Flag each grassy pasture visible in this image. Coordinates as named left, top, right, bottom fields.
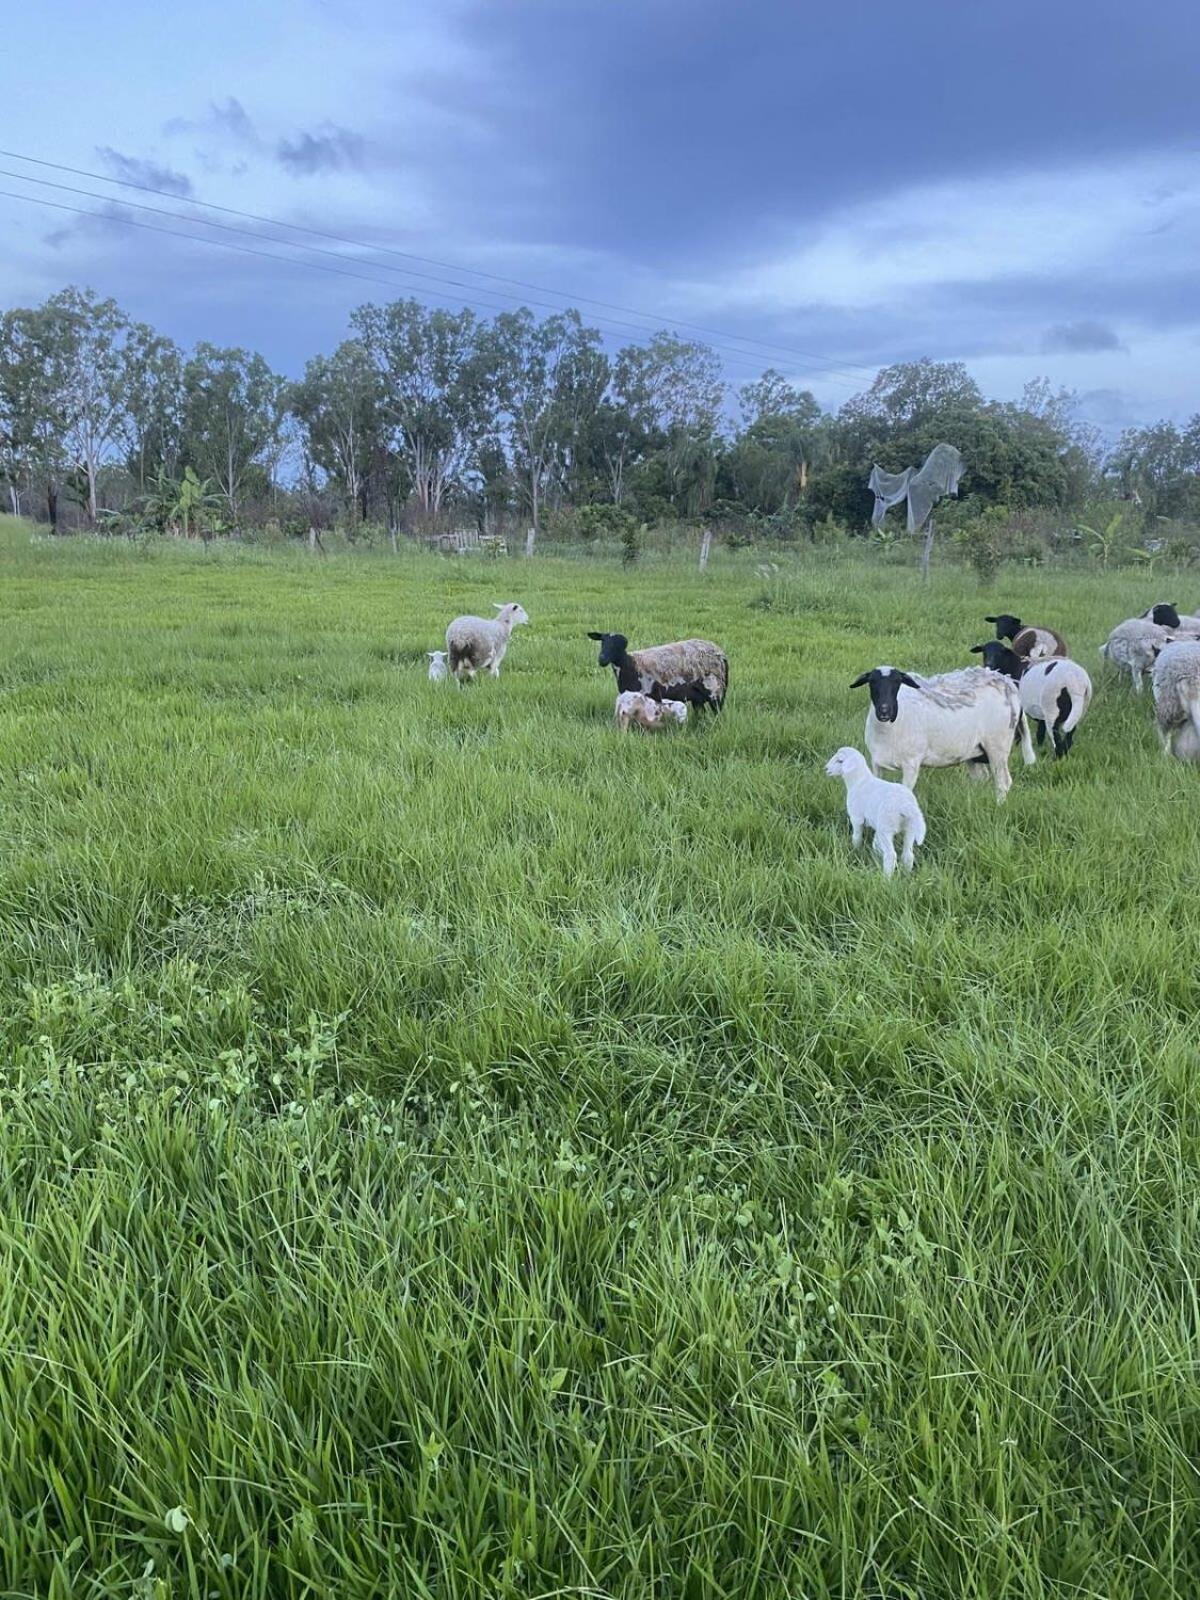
left=1, top=516, right=1199, bottom=1598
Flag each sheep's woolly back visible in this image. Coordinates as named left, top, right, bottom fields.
left=629, top=640, right=728, bottom=702
left=910, top=666, right=1017, bottom=717
left=1152, top=642, right=1200, bottom=730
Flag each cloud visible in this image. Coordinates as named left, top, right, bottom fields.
left=1042, top=320, right=1124, bottom=353
left=276, top=126, right=365, bottom=176
left=97, top=147, right=193, bottom=198
left=164, top=97, right=257, bottom=146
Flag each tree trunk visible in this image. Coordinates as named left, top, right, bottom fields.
left=8, top=484, right=18, bottom=517
left=699, top=528, right=713, bottom=571
left=920, top=516, right=934, bottom=583
left=47, top=482, right=58, bottom=532
left=525, top=526, right=536, bottom=558
left=86, top=459, right=98, bottom=529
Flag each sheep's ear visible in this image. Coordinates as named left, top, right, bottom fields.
left=969, top=643, right=984, bottom=653
left=897, top=672, right=921, bottom=689
left=984, top=616, right=998, bottom=624
left=849, top=672, right=873, bottom=688
left=586, top=631, right=604, bottom=640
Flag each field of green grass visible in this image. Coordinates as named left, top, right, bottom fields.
left=2, top=514, right=1199, bottom=1598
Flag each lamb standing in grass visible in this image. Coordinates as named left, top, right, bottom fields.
left=825, top=746, right=926, bottom=877
left=851, top=664, right=1032, bottom=802
left=446, top=603, right=529, bottom=681
left=1152, top=640, right=1200, bottom=757
left=614, top=690, right=688, bottom=731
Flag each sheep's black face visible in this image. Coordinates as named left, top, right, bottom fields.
left=985, top=614, right=1022, bottom=642
left=970, top=641, right=1023, bottom=679
left=587, top=631, right=628, bottom=668
left=850, top=666, right=919, bottom=723
left=1150, top=604, right=1181, bottom=628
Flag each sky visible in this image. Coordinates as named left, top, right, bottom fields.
left=2, top=0, right=1198, bottom=433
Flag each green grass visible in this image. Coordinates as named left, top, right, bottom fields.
left=2, top=517, right=1199, bottom=1598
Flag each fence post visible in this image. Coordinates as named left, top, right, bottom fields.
left=699, top=528, right=713, bottom=571
left=525, top=527, right=536, bottom=558
left=919, top=516, right=934, bottom=583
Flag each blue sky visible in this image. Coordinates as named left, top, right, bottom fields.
left=2, top=0, right=1197, bottom=430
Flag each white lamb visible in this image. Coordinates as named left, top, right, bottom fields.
left=445, top=602, right=529, bottom=681
left=1018, top=658, right=1093, bottom=757
left=614, top=690, right=688, bottom=731
left=850, top=665, right=1032, bottom=803
left=427, top=650, right=450, bottom=681
left=825, top=746, right=926, bottom=877
left=1100, top=618, right=1175, bottom=693
left=1152, top=640, right=1200, bottom=757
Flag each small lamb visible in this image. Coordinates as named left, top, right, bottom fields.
left=427, top=650, right=450, bottom=682
left=615, top=690, right=688, bottom=731
left=825, top=746, right=926, bottom=877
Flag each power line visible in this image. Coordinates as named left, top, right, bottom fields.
left=1, top=184, right=866, bottom=395
left=0, top=145, right=880, bottom=388
left=0, top=167, right=862, bottom=390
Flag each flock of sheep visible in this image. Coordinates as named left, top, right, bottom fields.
left=425, top=596, right=1200, bottom=878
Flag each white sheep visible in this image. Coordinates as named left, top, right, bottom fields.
left=427, top=650, right=450, bottom=682
left=1018, top=658, right=1093, bottom=757
left=614, top=690, right=688, bottom=731
left=825, top=746, right=926, bottom=876
left=1142, top=603, right=1200, bottom=631
left=445, top=602, right=529, bottom=681
left=1152, top=640, right=1200, bottom=757
left=1100, top=619, right=1175, bottom=692
left=850, top=665, right=1032, bottom=803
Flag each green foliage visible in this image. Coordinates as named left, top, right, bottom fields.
left=952, top=503, right=1018, bottom=584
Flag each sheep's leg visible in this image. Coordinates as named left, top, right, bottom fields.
left=899, top=760, right=921, bottom=790
left=1161, top=725, right=1175, bottom=757
left=1034, top=718, right=1046, bottom=747
left=985, top=742, right=1013, bottom=803
left=873, top=830, right=897, bottom=878
left=850, top=820, right=864, bottom=849
left=900, top=825, right=918, bottom=872
left=1018, top=713, right=1037, bottom=767
left=1131, top=666, right=1144, bottom=694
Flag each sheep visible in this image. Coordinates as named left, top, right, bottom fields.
left=614, top=690, right=688, bottom=731
left=587, top=631, right=728, bottom=711
left=1018, top=658, right=1093, bottom=757
left=1142, top=603, right=1200, bottom=631
left=850, top=664, right=1033, bottom=802
left=1099, top=618, right=1175, bottom=692
left=427, top=650, right=450, bottom=682
left=969, top=639, right=1025, bottom=680
left=1152, top=641, right=1200, bottom=757
left=985, top=614, right=1069, bottom=662
left=825, top=746, right=926, bottom=877
left=446, top=602, right=529, bottom=680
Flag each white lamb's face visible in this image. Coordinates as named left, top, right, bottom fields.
left=824, top=747, right=857, bottom=778
left=496, top=603, right=530, bottom=626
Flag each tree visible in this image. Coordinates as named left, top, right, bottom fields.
left=1109, top=418, right=1200, bottom=521
left=290, top=341, right=382, bottom=522
left=484, top=308, right=606, bottom=537
left=182, top=344, right=285, bottom=523
left=0, top=304, right=71, bottom=527
left=39, top=288, right=137, bottom=529
left=123, top=324, right=184, bottom=492
left=727, top=370, right=827, bottom=512
left=350, top=300, right=488, bottom=523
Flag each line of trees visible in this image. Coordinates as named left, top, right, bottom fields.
left=2, top=284, right=1196, bottom=539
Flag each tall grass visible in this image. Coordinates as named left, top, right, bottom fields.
left=1, top=519, right=1198, bottom=1596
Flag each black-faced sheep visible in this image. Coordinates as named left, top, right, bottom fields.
left=587, top=632, right=728, bottom=711
left=850, top=664, right=1033, bottom=802
left=985, top=614, right=1068, bottom=662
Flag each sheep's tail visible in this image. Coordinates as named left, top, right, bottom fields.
left=1186, top=690, right=1200, bottom=745
left=1059, top=685, right=1088, bottom=736
left=906, top=808, right=927, bottom=848
left=1017, top=708, right=1037, bottom=766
